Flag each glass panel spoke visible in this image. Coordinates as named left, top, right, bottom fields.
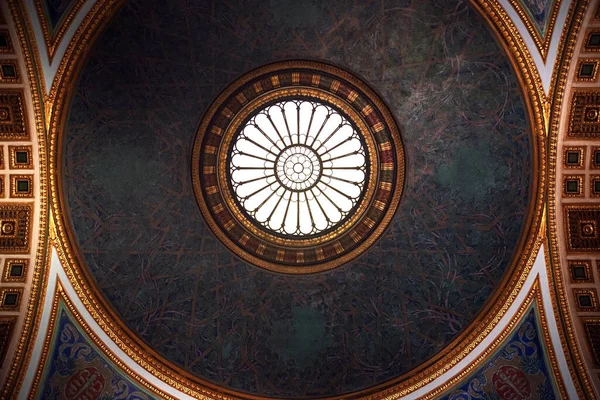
left=237, top=151, right=275, bottom=163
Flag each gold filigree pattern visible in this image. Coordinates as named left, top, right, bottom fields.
left=0, top=287, right=22, bottom=312
left=0, top=90, right=28, bottom=141
left=0, top=317, right=15, bottom=366
left=568, top=259, right=594, bottom=283
left=575, top=58, right=600, bottom=82
left=582, top=318, right=600, bottom=366
left=418, top=275, right=567, bottom=399
left=0, top=0, right=50, bottom=396
left=562, top=174, right=584, bottom=197
left=0, top=203, right=31, bottom=253
left=568, top=89, right=600, bottom=139
left=8, top=145, right=32, bottom=170
left=564, top=146, right=585, bottom=168
left=565, top=204, right=600, bottom=252
left=591, top=175, right=600, bottom=197
left=9, top=174, right=32, bottom=198
left=0, top=29, right=13, bottom=54
left=0, top=60, right=20, bottom=84
left=583, top=28, right=600, bottom=52
left=28, top=280, right=177, bottom=400
left=591, top=146, right=600, bottom=168
left=574, top=288, right=600, bottom=312
left=547, top=0, right=599, bottom=395
left=1, top=258, right=28, bottom=283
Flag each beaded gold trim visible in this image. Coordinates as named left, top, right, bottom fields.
left=32, top=0, right=85, bottom=63
left=27, top=279, right=177, bottom=400
left=507, top=0, right=562, bottom=61
left=1, top=0, right=52, bottom=396
left=418, top=275, right=567, bottom=399
left=192, top=63, right=405, bottom=273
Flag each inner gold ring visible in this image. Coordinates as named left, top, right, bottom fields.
left=217, top=87, right=379, bottom=248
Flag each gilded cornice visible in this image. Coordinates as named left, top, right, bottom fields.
left=508, top=0, right=562, bottom=62
left=545, top=0, right=597, bottom=398
left=0, top=1, right=50, bottom=398
left=32, top=0, right=85, bottom=64
left=484, top=0, right=547, bottom=110
left=42, top=0, right=551, bottom=398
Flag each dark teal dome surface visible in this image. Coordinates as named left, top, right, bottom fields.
left=62, top=0, right=532, bottom=397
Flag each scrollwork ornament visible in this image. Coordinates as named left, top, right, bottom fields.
left=28, top=280, right=177, bottom=400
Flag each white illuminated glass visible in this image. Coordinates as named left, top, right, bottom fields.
left=229, top=99, right=367, bottom=236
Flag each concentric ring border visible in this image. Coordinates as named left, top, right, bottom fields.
left=192, top=66, right=402, bottom=273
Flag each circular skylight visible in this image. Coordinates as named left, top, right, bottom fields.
left=193, top=61, right=404, bottom=272
left=229, top=100, right=367, bottom=237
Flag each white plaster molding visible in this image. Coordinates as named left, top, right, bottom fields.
left=23, top=0, right=97, bottom=95
left=19, top=248, right=196, bottom=400
left=498, top=0, right=573, bottom=95
left=407, top=245, right=578, bottom=399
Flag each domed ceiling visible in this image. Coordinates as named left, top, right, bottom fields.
left=61, top=0, right=533, bottom=397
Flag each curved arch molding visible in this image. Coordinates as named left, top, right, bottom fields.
left=3, top=0, right=598, bottom=398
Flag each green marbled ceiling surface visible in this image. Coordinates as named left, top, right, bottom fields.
left=62, top=0, right=533, bottom=397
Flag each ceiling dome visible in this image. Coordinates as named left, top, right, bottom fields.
left=60, top=0, right=534, bottom=397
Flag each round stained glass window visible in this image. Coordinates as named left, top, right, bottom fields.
left=229, top=100, right=368, bottom=237
left=192, top=61, right=405, bottom=273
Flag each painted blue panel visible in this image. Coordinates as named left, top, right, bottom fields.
left=438, top=303, right=559, bottom=400
left=517, top=0, right=558, bottom=38
left=36, top=301, right=158, bottom=400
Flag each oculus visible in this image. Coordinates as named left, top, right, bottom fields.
left=192, top=61, right=405, bottom=273
left=230, top=99, right=367, bottom=237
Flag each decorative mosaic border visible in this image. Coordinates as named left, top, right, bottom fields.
left=28, top=279, right=175, bottom=400
left=418, top=275, right=567, bottom=399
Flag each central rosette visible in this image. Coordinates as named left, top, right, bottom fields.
left=276, top=145, right=321, bottom=191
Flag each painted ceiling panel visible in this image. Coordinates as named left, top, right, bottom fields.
left=438, top=302, right=560, bottom=400
left=5, top=0, right=600, bottom=398
left=35, top=299, right=159, bottom=400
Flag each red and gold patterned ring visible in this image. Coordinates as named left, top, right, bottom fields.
left=192, top=61, right=405, bottom=273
